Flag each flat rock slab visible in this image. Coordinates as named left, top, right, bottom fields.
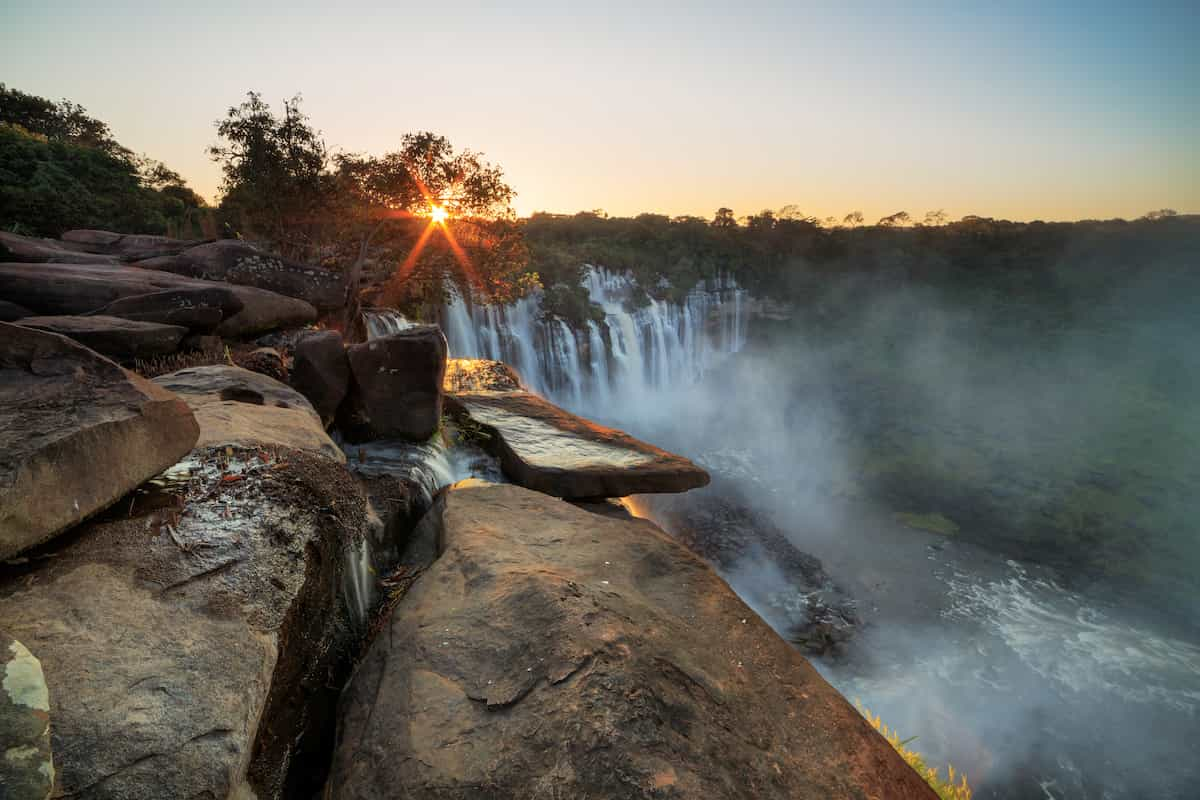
left=60, top=230, right=205, bottom=260
left=0, top=630, right=55, bottom=799
left=329, top=482, right=935, bottom=800
left=447, top=390, right=709, bottom=497
left=0, top=446, right=368, bottom=799
left=0, top=323, right=199, bottom=560
left=154, top=365, right=344, bottom=462
left=16, top=315, right=187, bottom=361
left=0, top=231, right=119, bottom=265
left=90, top=286, right=242, bottom=332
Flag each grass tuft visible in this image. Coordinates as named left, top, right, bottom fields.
left=856, top=701, right=972, bottom=800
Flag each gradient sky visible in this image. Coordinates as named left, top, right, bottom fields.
left=3, top=1, right=1197, bottom=221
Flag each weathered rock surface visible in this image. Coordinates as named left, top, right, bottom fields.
left=237, top=346, right=288, bottom=382
left=89, top=286, right=242, bottom=332
left=291, top=330, right=349, bottom=426
left=136, top=240, right=345, bottom=311
left=60, top=230, right=204, bottom=260
left=0, top=299, right=32, bottom=321
left=446, top=390, right=710, bottom=498
left=16, top=315, right=187, bottom=361
left=443, top=357, right=523, bottom=393
left=154, top=365, right=344, bottom=461
left=0, top=630, right=55, bottom=800
left=0, top=231, right=118, bottom=265
left=0, top=261, right=317, bottom=338
left=0, top=443, right=368, bottom=799
left=329, top=482, right=935, bottom=800
left=340, top=326, right=447, bottom=443
left=0, top=323, right=199, bottom=560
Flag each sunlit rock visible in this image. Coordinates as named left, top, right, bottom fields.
left=0, top=631, right=54, bottom=800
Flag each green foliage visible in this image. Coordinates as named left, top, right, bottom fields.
left=541, top=281, right=604, bottom=326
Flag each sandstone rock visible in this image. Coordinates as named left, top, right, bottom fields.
left=89, top=286, right=243, bottom=332
left=0, top=299, right=32, bottom=322
left=443, top=357, right=523, bottom=392
left=60, top=230, right=204, bottom=260
left=329, top=482, right=936, bottom=800
left=0, top=443, right=369, bottom=799
left=237, top=346, right=288, bottom=383
left=291, top=330, right=349, bottom=426
left=154, top=365, right=343, bottom=461
left=0, top=631, right=54, bottom=800
left=0, top=323, right=199, bottom=560
left=137, top=240, right=345, bottom=311
left=0, top=262, right=317, bottom=338
left=0, top=231, right=119, bottom=265
left=16, top=315, right=187, bottom=361
left=446, top=390, right=710, bottom=498
left=340, top=326, right=447, bottom=443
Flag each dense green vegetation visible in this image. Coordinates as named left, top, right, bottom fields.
left=0, top=84, right=204, bottom=237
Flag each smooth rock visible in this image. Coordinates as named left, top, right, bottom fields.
left=340, top=326, right=447, bottom=443
left=0, top=299, right=32, bottom=322
left=154, top=365, right=343, bottom=461
left=214, top=287, right=318, bottom=338
left=0, top=444, right=369, bottom=799
left=89, top=286, right=243, bottom=332
left=137, top=240, right=345, bottom=311
left=291, top=330, right=349, bottom=426
left=0, top=231, right=119, bottom=265
left=60, top=230, right=204, bottom=260
left=16, top=315, right=187, bottom=361
left=329, top=482, right=936, bottom=800
left=0, top=323, right=199, bottom=560
left=446, top=390, right=710, bottom=497
left=0, top=631, right=54, bottom=800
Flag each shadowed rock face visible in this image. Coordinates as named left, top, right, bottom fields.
left=0, top=231, right=119, bottom=265
left=446, top=391, right=710, bottom=498
left=340, top=326, right=448, bottom=443
left=60, top=230, right=204, bottom=260
left=0, top=323, right=199, bottom=560
left=89, top=286, right=243, bottom=332
left=329, top=482, right=936, bottom=800
left=0, top=631, right=54, bottom=800
left=16, top=315, right=187, bottom=361
left=291, top=330, right=350, bottom=427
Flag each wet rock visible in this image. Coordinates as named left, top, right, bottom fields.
left=237, top=346, right=288, bottom=383
left=446, top=390, right=710, bottom=498
left=136, top=240, right=345, bottom=311
left=60, top=230, right=204, bottom=260
left=0, top=631, right=54, bottom=800
left=291, top=330, right=349, bottom=426
left=0, top=231, right=119, bottom=265
left=340, top=326, right=447, bottom=443
left=16, top=315, right=187, bottom=361
left=154, top=365, right=343, bottom=461
left=0, top=299, right=32, bottom=322
left=89, top=286, right=243, bottom=332
left=329, top=482, right=935, bottom=800
left=0, top=323, right=199, bottom=560
left=0, top=444, right=369, bottom=799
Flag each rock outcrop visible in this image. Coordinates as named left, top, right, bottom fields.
left=60, top=230, right=203, bottom=260
left=446, top=390, right=710, bottom=497
left=89, top=286, right=243, bottom=332
left=0, top=631, right=54, bottom=800
left=329, top=482, right=936, bottom=800
left=0, top=323, right=199, bottom=560
left=136, top=240, right=345, bottom=311
left=340, top=326, right=447, bottom=442
left=153, top=365, right=344, bottom=461
left=0, top=299, right=32, bottom=322
left=0, top=231, right=118, bottom=265
left=16, top=315, right=187, bottom=361
left=291, top=330, right=350, bottom=427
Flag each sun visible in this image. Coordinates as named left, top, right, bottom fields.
left=429, top=204, right=449, bottom=224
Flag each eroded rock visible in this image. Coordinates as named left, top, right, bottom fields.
left=0, top=631, right=54, bottom=800
left=340, top=326, right=447, bottom=443
left=0, top=323, right=199, bottom=560
left=446, top=390, right=709, bottom=498
left=329, top=482, right=935, bottom=800
left=16, top=315, right=187, bottom=361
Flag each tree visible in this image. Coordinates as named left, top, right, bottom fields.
left=923, top=209, right=948, bottom=226
left=711, top=207, right=737, bottom=228
left=877, top=211, right=911, bottom=227
left=1141, top=209, right=1178, bottom=221
left=843, top=211, right=864, bottom=226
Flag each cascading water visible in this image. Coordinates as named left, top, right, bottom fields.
left=440, top=266, right=747, bottom=418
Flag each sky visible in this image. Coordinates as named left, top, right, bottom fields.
left=2, top=1, right=1197, bottom=222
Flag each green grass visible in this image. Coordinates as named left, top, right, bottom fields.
left=856, top=702, right=972, bottom=800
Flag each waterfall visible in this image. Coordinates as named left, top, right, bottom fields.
left=440, top=266, right=748, bottom=418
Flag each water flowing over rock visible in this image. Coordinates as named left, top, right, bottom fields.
left=340, top=326, right=448, bottom=443
left=0, top=323, right=199, bottom=560
left=328, top=481, right=936, bottom=800
left=439, top=267, right=747, bottom=415
left=447, top=390, right=709, bottom=498
left=0, top=631, right=54, bottom=800
left=15, top=315, right=187, bottom=361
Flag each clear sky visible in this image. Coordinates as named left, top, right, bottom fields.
left=3, top=1, right=1197, bottom=222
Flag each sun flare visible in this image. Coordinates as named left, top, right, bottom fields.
left=430, top=204, right=449, bottom=224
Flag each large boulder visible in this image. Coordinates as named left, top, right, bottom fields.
left=0, top=323, right=199, bottom=560
left=0, top=262, right=317, bottom=338
left=0, top=631, right=55, bottom=800
left=340, top=326, right=447, bottom=443
left=153, top=365, right=344, bottom=461
left=0, top=442, right=369, bottom=799
left=16, top=315, right=187, bottom=361
left=291, top=330, right=350, bottom=426
left=0, top=299, right=32, bottom=322
left=0, top=231, right=119, bottom=265
left=136, top=240, right=345, bottom=311
left=60, top=230, right=205, bottom=260
left=329, top=482, right=936, bottom=800
left=446, top=390, right=710, bottom=498
left=88, top=286, right=243, bottom=332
